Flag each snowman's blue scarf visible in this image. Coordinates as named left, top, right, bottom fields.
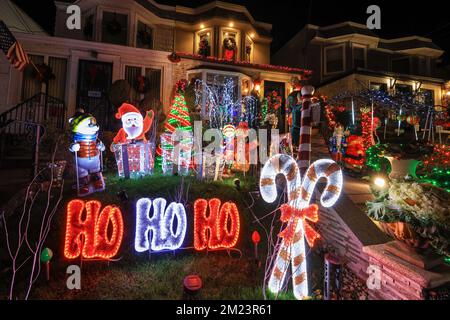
left=73, top=132, right=98, bottom=142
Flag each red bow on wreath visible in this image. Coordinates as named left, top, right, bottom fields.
left=278, top=204, right=320, bottom=247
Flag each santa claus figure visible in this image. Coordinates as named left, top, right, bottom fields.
left=112, top=103, right=154, bottom=147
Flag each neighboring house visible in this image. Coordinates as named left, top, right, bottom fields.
left=273, top=22, right=449, bottom=108
left=0, top=0, right=309, bottom=130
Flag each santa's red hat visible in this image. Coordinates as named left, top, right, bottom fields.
left=115, top=103, right=141, bottom=120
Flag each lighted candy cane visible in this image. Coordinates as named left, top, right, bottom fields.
left=260, top=154, right=343, bottom=299
left=298, top=86, right=315, bottom=177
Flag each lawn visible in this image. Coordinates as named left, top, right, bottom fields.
left=1, top=171, right=324, bottom=300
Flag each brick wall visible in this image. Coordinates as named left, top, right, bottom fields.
left=317, top=205, right=372, bottom=280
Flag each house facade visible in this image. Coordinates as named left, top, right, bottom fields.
left=0, top=0, right=309, bottom=130
left=272, top=22, right=449, bottom=108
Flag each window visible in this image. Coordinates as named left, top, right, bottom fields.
left=48, top=57, right=67, bottom=100
left=145, top=68, right=161, bottom=103
left=222, top=31, right=238, bottom=61
left=102, top=12, right=128, bottom=46
left=370, top=82, right=388, bottom=92
left=417, top=56, right=429, bottom=76
left=83, top=14, right=94, bottom=40
left=325, top=46, right=344, bottom=74
left=125, top=66, right=142, bottom=102
left=395, top=84, right=413, bottom=95
left=125, top=66, right=161, bottom=105
left=417, top=89, right=434, bottom=106
left=136, top=21, right=153, bottom=49
left=197, top=30, right=211, bottom=57
left=353, top=46, right=366, bottom=69
left=22, top=55, right=44, bottom=100
left=244, top=36, right=253, bottom=62
left=22, top=55, right=67, bottom=101
left=392, top=57, right=410, bottom=74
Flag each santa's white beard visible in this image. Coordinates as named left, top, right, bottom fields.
left=124, top=125, right=142, bottom=140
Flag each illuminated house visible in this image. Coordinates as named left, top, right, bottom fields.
left=0, top=0, right=310, bottom=132
left=273, top=22, right=448, bottom=108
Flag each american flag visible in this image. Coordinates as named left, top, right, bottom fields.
left=0, top=20, right=30, bottom=72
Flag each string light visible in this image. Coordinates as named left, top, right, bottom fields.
left=365, top=144, right=391, bottom=174
left=135, top=198, right=187, bottom=252
left=420, top=144, right=450, bottom=191
left=113, top=142, right=154, bottom=178
left=64, top=200, right=124, bottom=260
left=193, top=198, right=240, bottom=251
left=156, top=80, right=193, bottom=172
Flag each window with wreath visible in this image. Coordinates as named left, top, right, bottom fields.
left=136, top=21, right=153, bottom=49
left=125, top=66, right=161, bottom=104
left=222, top=32, right=238, bottom=61
left=102, top=11, right=128, bottom=46
left=197, top=31, right=211, bottom=57
left=21, top=55, right=67, bottom=101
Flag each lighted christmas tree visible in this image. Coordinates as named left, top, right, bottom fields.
left=156, top=80, right=193, bottom=170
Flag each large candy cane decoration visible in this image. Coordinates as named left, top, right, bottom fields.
left=260, top=154, right=343, bottom=299
left=298, top=86, right=315, bottom=177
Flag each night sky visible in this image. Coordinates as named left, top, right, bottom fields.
left=11, top=0, right=450, bottom=65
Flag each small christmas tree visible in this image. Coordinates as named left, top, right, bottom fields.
left=156, top=80, right=193, bottom=168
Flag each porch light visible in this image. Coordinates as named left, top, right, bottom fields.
left=229, top=22, right=234, bottom=27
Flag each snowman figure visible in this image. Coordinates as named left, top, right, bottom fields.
left=69, top=109, right=105, bottom=197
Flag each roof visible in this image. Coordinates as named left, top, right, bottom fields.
left=317, top=68, right=447, bottom=88
left=175, top=52, right=313, bottom=77
left=0, top=0, right=47, bottom=35
left=307, top=22, right=443, bottom=52
left=315, top=22, right=378, bottom=39
left=136, top=0, right=272, bottom=38
left=379, top=37, right=442, bottom=52
left=55, top=1, right=273, bottom=39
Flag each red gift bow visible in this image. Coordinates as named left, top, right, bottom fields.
left=278, top=204, right=320, bottom=247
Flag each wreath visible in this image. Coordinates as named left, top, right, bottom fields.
left=33, top=63, right=55, bottom=83
left=223, top=37, right=237, bottom=51
left=106, top=18, right=122, bottom=35
left=198, top=38, right=210, bottom=57
left=137, top=28, right=153, bottom=47
left=266, top=90, right=282, bottom=111
left=223, top=37, right=237, bottom=61
left=168, top=52, right=181, bottom=63
left=134, top=75, right=150, bottom=94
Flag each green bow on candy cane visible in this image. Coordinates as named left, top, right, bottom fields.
left=260, top=154, right=343, bottom=300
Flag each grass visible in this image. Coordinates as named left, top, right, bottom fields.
left=1, top=171, right=324, bottom=300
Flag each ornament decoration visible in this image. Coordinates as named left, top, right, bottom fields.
left=259, top=155, right=343, bottom=299
left=40, top=248, right=53, bottom=263
left=135, top=198, right=187, bottom=252
left=64, top=200, right=124, bottom=260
